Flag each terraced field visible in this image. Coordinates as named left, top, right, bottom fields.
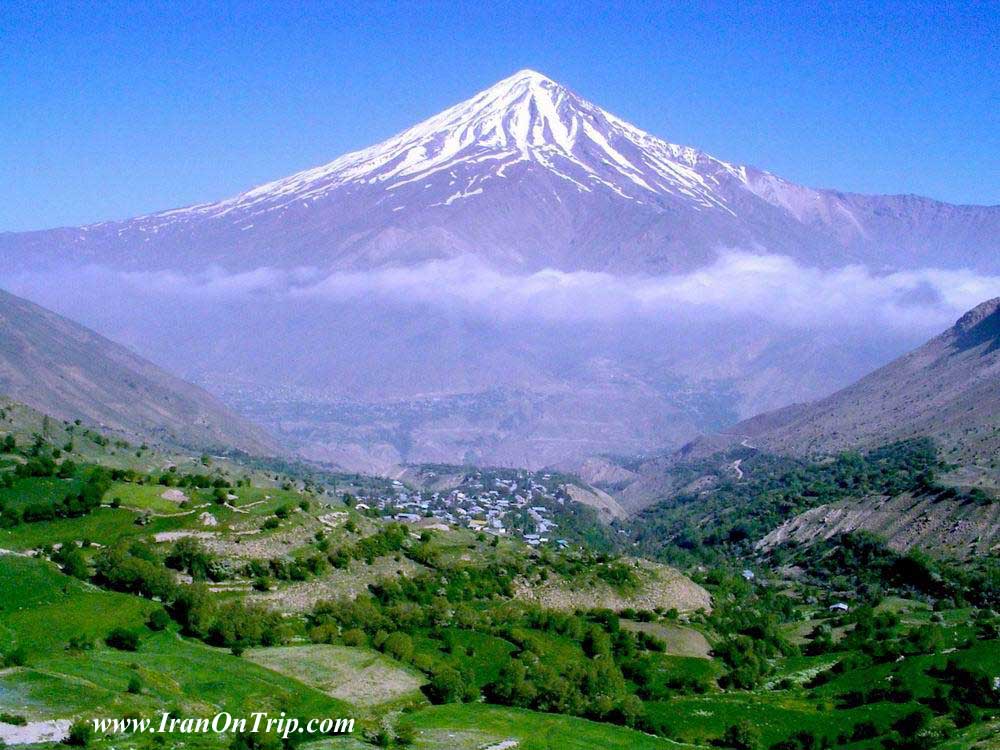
left=247, top=644, right=425, bottom=709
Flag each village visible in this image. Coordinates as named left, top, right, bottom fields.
left=347, top=468, right=572, bottom=548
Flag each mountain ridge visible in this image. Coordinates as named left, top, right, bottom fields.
left=0, top=288, right=277, bottom=455
left=702, top=296, right=1000, bottom=476
left=4, top=70, right=998, bottom=275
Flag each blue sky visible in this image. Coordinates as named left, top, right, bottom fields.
left=2, top=0, right=997, bottom=230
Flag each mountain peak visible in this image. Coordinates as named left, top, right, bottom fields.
left=493, top=68, right=557, bottom=86
left=955, top=296, right=1000, bottom=333
left=207, top=69, right=742, bottom=218
left=952, top=296, right=1000, bottom=351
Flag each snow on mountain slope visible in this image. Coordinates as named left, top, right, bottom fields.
left=4, top=69, right=998, bottom=275
left=151, top=70, right=746, bottom=220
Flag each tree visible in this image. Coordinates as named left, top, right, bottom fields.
left=64, top=719, right=93, bottom=746
left=170, top=583, right=216, bottom=638
left=55, top=543, right=89, bottom=580
left=381, top=632, right=414, bottom=662
left=893, top=708, right=931, bottom=739
left=165, top=537, right=215, bottom=580
left=342, top=628, right=367, bottom=647
left=425, top=667, right=466, bottom=704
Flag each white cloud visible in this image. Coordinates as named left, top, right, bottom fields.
left=5, top=252, right=999, bottom=335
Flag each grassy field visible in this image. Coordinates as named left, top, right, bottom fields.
left=398, top=703, right=692, bottom=749
left=0, top=559, right=153, bottom=658
left=0, top=555, right=350, bottom=732
left=411, top=628, right=518, bottom=687
left=0, top=476, right=82, bottom=511
left=104, top=482, right=191, bottom=512
left=621, top=619, right=712, bottom=658
left=246, top=644, right=425, bottom=709
left=0, top=507, right=189, bottom=550
left=813, top=639, right=1000, bottom=701
left=646, top=691, right=916, bottom=748
left=643, top=652, right=721, bottom=691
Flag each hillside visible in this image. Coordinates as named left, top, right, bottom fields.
left=757, top=492, right=1000, bottom=559
left=714, top=297, right=1000, bottom=477
left=0, top=399, right=994, bottom=750
left=0, top=288, right=276, bottom=455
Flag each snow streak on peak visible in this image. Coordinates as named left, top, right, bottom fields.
left=147, top=70, right=752, bottom=222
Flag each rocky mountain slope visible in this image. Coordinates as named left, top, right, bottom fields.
left=0, top=288, right=276, bottom=454
left=712, top=297, right=1000, bottom=475
left=757, top=492, right=999, bottom=559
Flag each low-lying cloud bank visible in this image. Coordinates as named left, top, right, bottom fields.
left=5, top=251, right=1000, bottom=335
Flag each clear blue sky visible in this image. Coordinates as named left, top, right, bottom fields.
left=2, top=0, right=997, bottom=230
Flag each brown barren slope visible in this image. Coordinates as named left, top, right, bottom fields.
left=0, top=288, right=276, bottom=455
left=721, top=297, right=1000, bottom=478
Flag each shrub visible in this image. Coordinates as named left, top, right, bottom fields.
left=105, top=628, right=140, bottom=652
left=342, top=628, right=367, bottom=647
left=381, top=631, right=414, bottom=662
left=126, top=674, right=143, bottom=694
left=147, top=608, right=171, bottom=631
left=2, top=646, right=27, bottom=667
left=64, top=719, right=93, bottom=746
left=425, top=667, right=467, bottom=704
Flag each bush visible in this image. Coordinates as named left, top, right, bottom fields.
left=381, top=631, right=414, bottom=662
left=64, top=719, right=93, bottom=746
left=147, top=608, right=171, bottom=631
left=126, top=674, right=143, bottom=694
left=394, top=724, right=416, bottom=746
left=722, top=720, right=761, bottom=750
left=425, top=667, right=467, bottom=704
left=105, top=628, right=140, bottom=652
left=342, top=628, right=367, bottom=647
left=2, top=646, right=27, bottom=667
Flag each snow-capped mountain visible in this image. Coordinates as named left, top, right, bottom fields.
left=6, top=69, right=998, bottom=274
left=2, top=70, right=999, bottom=471
left=200, top=69, right=745, bottom=215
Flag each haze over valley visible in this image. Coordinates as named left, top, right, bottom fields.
left=3, top=70, right=999, bottom=471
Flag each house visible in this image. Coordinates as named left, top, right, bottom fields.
left=829, top=602, right=849, bottom=613
left=741, top=569, right=755, bottom=581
